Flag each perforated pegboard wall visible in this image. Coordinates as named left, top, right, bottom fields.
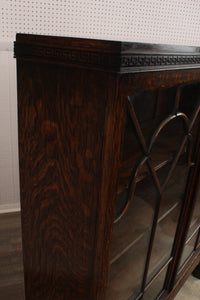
left=1, top=0, right=200, bottom=46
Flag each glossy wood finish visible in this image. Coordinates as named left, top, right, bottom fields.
left=17, top=62, right=126, bottom=299
left=14, top=34, right=200, bottom=73
left=15, top=34, right=200, bottom=300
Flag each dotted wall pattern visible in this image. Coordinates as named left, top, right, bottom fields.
left=1, top=0, right=200, bottom=46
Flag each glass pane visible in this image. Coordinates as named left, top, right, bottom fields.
left=179, top=84, right=200, bottom=118
left=158, top=160, right=189, bottom=218
left=147, top=154, right=190, bottom=283
left=187, top=187, right=200, bottom=238
left=113, top=84, right=200, bottom=299
left=185, top=111, right=200, bottom=238
left=143, top=268, right=167, bottom=300
left=106, top=231, right=150, bottom=300
left=121, top=112, right=143, bottom=168
left=107, top=163, right=158, bottom=300
left=121, top=87, right=177, bottom=185
left=177, top=110, right=200, bottom=273
left=150, top=116, right=187, bottom=185
left=179, top=230, right=198, bottom=270
left=128, top=88, right=177, bottom=150
left=197, top=231, right=200, bottom=246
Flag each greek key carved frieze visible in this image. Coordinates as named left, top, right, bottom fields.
left=14, top=43, right=200, bottom=69
left=120, top=55, right=200, bottom=67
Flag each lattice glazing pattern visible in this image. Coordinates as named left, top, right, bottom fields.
left=113, top=84, right=200, bottom=299
left=115, top=86, right=200, bottom=223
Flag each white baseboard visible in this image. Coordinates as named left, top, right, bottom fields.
left=0, top=203, right=21, bottom=214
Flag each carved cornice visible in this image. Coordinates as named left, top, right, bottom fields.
left=14, top=42, right=200, bottom=71
left=121, top=54, right=200, bottom=67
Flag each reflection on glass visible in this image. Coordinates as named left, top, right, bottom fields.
left=179, top=84, right=200, bottom=119
left=197, top=231, right=200, bottom=246
left=106, top=231, right=150, bottom=300
left=185, top=111, right=200, bottom=238
left=106, top=164, right=158, bottom=300
left=177, top=111, right=200, bottom=274
left=179, top=230, right=199, bottom=271
left=147, top=155, right=190, bottom=283
left=186, top=183, right=200, bottom=239
left=150, top=116, right=187, bottom=185
left=109, top=83, right=200, bottom=299
left=143, top=268, right=167, bottom=300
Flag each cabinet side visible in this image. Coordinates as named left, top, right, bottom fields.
left=16, top=48, right=125, bottom=299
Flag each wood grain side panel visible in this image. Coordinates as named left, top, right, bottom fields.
left=17, top=61, right=116, bottom=299
left=90, top=84, right=127, bottom=300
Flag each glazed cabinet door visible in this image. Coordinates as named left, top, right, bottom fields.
left=176, top=180, right=200, bottom=280
left=174, top=91, right=200, bottom=282
left=106, top=82, right=200, bottom=300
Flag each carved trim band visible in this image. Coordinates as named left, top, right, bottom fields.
left=14, top=42, right=200, bottom=70
left=14, top=43, right=119, bottom=68
left=121, top=54, right=200, bottom=67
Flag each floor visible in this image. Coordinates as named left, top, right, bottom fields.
left=0, top=212, right=199, bottom=300
left=0, top=212, right=24, bottom=300
left=175, top=276, right=200, bottom=300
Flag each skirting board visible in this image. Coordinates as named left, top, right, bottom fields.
left=0, top=203, right=21, bottom=214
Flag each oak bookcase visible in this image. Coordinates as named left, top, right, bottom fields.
left=15, top=34, right=200, bottom=300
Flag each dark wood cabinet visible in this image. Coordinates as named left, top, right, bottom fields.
left=14, top=34, right=200, bottom=300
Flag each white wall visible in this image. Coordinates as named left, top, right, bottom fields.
left=1, top=0, right=200, bottom=45
left=0, top=46, right=20, bottom=212
left=0, top=0, right=200, bottom=212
